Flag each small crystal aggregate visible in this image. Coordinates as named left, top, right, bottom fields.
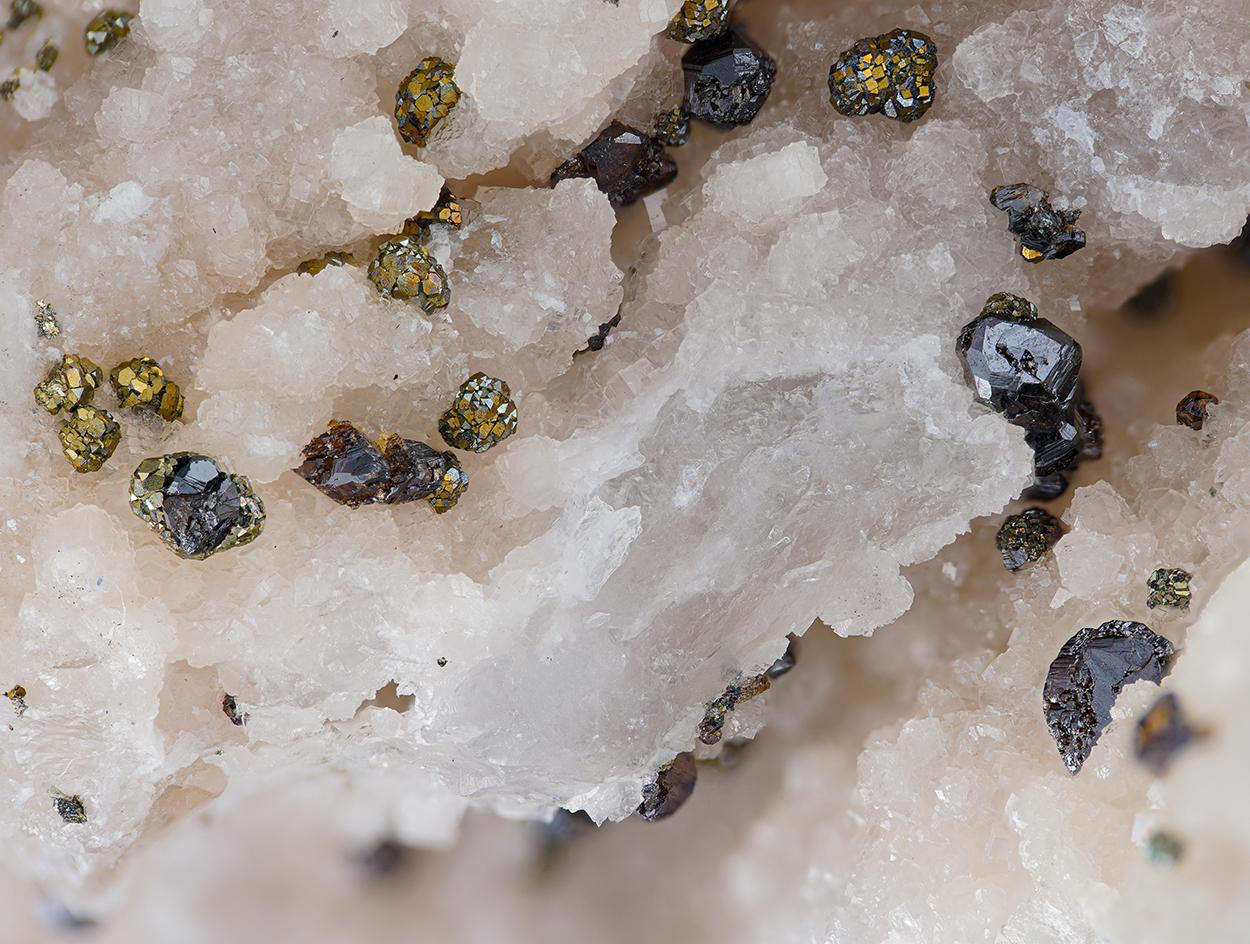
left=682, top=28, right=776, bottom=128
left=367, top=236, right=450, bottom=311
left=1176, top=390, right=1218, bottom=430
left=666, top=0, right=729, bottom=43
left=989, top=183, right=1086, bottom=263
left=1134, top=693, right=1204, bottom=774
left=0, top=78, right=18, bottom=100
left=84, top=9, right=131, bottom=56
left=995, top=508, right=1064, bottom=571
left=424, top=451, right=468, bottom=514
left=1146, top=567, right=1192, bottom=609
left=296, top=251, right=355, bottom=276
left=59, top=405, right=121, bottom=473
left=637, top=752, right=697, bottom=821
left=698, top=672, right=770, bottom=745
left=550, top=121, right=678, bottom=209
left=652, top=106, right=690, bottom=147
left=110, top=357, right=185, bottom=422
left=828, top=29, right=937, bottom=123
left=129, top=454, right=266, bottom=560
left=53, top=794, right=87, bottom=824
left=439, top=373, right=518, bottom=453
left=222, top=695, right=248, bottom=726
left=1043, top=621, right=1175, bottom=773
left=5, top=685, right=27, bottom=716
left=34, top=353, right=103, bottom=414
left=395, top=57, right=459, bottom=148
left=402, top=186, right=465, bottom=239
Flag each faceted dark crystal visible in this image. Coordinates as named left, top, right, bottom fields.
left=222, top=694, right=248, bottom=726
left=637, top=752, right=697, bottom=822
left=53, top=794, right=87, bottom=824
left=379, top=434, right=452, bottom=504
left=7, top=0, right=41, bottom=30
left=1043, top=620, right=1175, bottom=773
left=1134, top=693, right=1205, bottom=774
left=681, top=28, right=776, bottom=128
left=1022, top=472, right=1069, bottom=502
left=1176, top=390, right=1218, bottom=430
left=990, top=183, right=1086, bottom=263
left=828, top=28, right=937, bottom=123
left=1075, top=395, right=1103, bottom=462
left=766, top=636, right=798, bottom=679
left=550, top=121, right=678, bottom=209
left=297, top=421, right=391, bottom=507
left=653, top=106, right=690, bottom=147
left=84, top=9, right=132, bottom=56
left=1025, top=417, right=1084, bottom=477
left=995, top=507, right=1063, bottom=572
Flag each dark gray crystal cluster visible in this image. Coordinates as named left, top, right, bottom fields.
left=990, top=183, right=1086, bottom=263
left=681, top=28, right=776, bottom=128
left=637, top=752, right=697, bottom=821
left=551, top=121, right=678, bottom=208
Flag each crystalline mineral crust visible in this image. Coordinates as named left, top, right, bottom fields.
left=1, top=0, right=1250, bottom=939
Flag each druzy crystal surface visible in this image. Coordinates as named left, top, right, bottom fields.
left=368, top=236, right=450, bottom=310
left=652, top=106, right=690, bottom=147
left=1043, top=621, right=1175, bottom=773
left=665, top=0, right=728, bottom=43
left=58, top=405, right=120, bottom=473
left=990, top=183, right=1087, bottom=263
left=439, top=373, right=518, bottom=453
left=828, top=28, right=937, bottom=122
left=83, top=9, right=131, bottom=56
left=1146, top=567, right=1192, bottom=609
left=109, top=357, right=184, bottom=422
left=636, top=752, right=697, bottom=822
left=1176, top=390, right=1218, bottom=429
left=995, top=507, right=1063, bottom=571
left=34, top=353, right=102, bottom=414
left=395, top=56, right=459, bottom=148
left=681, top=28, right=776, bottom=128
left=550, top=121, right=678, bottom=208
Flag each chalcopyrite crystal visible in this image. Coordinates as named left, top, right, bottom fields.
left=681, top=28, right=776, bottom=128
left=84, top=9, right=132, bottom=56
left=402, top=186, right=465, bottom=239
left=394, top=56, right=460, bottom=147
left=697, top=672, right=770, bottom=745
left=439, top=373, right=518, bottom=453
left=666, top=0, right=729, bottom=43
left=995, top=507, right=1063, bottom=571
left=59, top=405, right=121, bottom=473
left=1146, top=567, right=1192, bottom=609
left=110, top=357, right=185, bottom=422
left=424, top=450, right=467, bottom=514
left=52, top=795, right=87, bottom=825
left=1134, top=693, right=1204, bottom=774
left=367, top=236, right=450, bottom=311
left=637, top=752, right=697, bottom=822
left=550, top=121, right=678, bottom=209
left=828, top=28, right=937, bottom=122
left=129, top=454, right=265, bottom=560
left=0, top=78, right=19, bottom=101
left=7, top=0, right=41, bottom=30
left=652, top=106, right=690, bottom=147
left=35, top=40, right=57, bottom=71
left=1176, top=390, right=1218, bottom=430
left=296, top=251, right=355, bottom=276
left=989, top=183, right=1086, bottom=263
left=34, top=353, right=102, bottom=414
left=377, top=433, right=455, bottom=504
left=1043, top=621, right=1175, bottom=773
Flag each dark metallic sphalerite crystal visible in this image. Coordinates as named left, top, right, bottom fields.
left=990, top=183, right=1086, bottom=263
left=652, top=106, right=690, bottom=147
left=550, top=121, right=678, bottom=209
left=666, top=0, right=729, bottom=43
left=995, top=508, right=1063, bottom=572
left=1043, top=620, right=1174, bottom=774
left=828, top=28, right=937, bottom=123
left=439, top=372, right=518, bottom=453
left=84, top=9, right=132, bottom=56
left=368, top=236, right=450, bottom=311
left=1134, top=692, right=1205, bottom=774
left=637, top=752, right=697, bottom=822
left=1146, top=567, right=1192, bottom=609
left=298, top=421, right=391, bottom=506
left=1176, top=390, right=1218, bottom=430
left=378, top=433, right=454, bottom=504
left=682, top=28, right=776, bottom=128
left=59, top=405, right=121, bottom=473
left=222, top=694, right=248, bottom=726
left=402, top=185, right=465, bottom=239
left=53, top=794, right=87, bottom=824
left=395, top=56, right=459, bottom=147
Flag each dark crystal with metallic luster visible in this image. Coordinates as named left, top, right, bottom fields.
left=828, top=28, right=937, bottom=123
left=222, top=694, right=248, bottom=726
left=652, top=106, right=690, bottom=147
left=6, top=685, right=27, bottom=716
left=637, top=752, right=697, bottom=822
left=990, top=183, right=1086, bottom=263
left=666, top=0, right=729, bottom=42
left=681, top=27, right=776, bottom=128
left=698, top=672, right=770, bottom=745
left=84, top=9, right=132, bottom=56
left=439, top=372, right=518, bottom=453
left=35, top=40, right=57, bottom=71
left=296, top=421, right=455, bottom=508
left=1176, top=390, right=1218, bottom=430
left=33, top=300, right=61, bottom=339
left=368, top=236, right=450, bottom=311
left=395, top=57, right=459, bottom=147
left=1043, top=620, right=1175, bottom=773
left=1146, top=567, right=1192, bottom=609
left=995, top=508, right=1063, bottom=572
left=53, top=794, right=87, bottom=824
left=766, top=637, right=798, bottom=679
left=550, top=121, right=678, bottom=209
left=402, top=185, right=465, bottom=238
left=1135, top=692, right=1205, bottom=774
left=7, top=0, right=41, bottom=30
left=425, top=451, right=468, bottom=514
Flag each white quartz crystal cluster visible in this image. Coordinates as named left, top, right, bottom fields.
left=1, top=0, right=1249, bottom=938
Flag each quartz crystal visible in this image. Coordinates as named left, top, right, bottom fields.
left=828, top=28, right=937, bottom=123
left=34, top=354, right=103, bottom=414
left=58, top=405, right=121, bottom=473
left=995, top=507, right=1063, bottom=571
left=367, top=236, right=450, bottom=310
left=109, top=357, right=185, bottom=422
left=665, top=0, right=729, bottom=43
left=550, top=121, right=678, bottom=208
left=681, top=28, right=776, bottom=128
left=83, top=9, right=131, bottom=56
left=394, top=56, right=459, bottom=148
left=636, top=752, right=697, bottom=821
left=990, top=183, right=1087, bottom=263
left=1146, top=567, right=1192, bottom=609
left=439, top=373, right=518, bottom=453
left=1176, top=390, right=1218, bottom=429
left=129, top=453, right=265, bottom=560
left=652, top=106, right=690, bottom=147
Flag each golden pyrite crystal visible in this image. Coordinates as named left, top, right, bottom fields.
left=828, top=28, right=937, bottom=123
left=110, top=357, right=185, bottom=421
left=395, top=57, right=460, bottom=147
left=84, top=9, right=132, bottom=56
left=666, top=0, right=730, bottom=43
left=439, top=372, right=518, bottom=453
left=368, top=236, right=450, bottom=311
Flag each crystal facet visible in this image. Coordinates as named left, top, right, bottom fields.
left=550, top=121, right=678, bottom=209
left=637, top=752, right=697, bottom=822
left=368, top=235, right=450, bottom=311
left=652, top=106, right=691, bottom=147
left=995, top=508, right=1064, bottom=572
left=1176, top=390, right=1218, bottom=430
left=681, top=28, right=776, bottom=128
left=828, top=28, right=937, bottom=123
left=378, top=434, right=453, bottom=504
left=666, top=0, right=729, bottom=43
left=34, top=354, right=103, bottom=414
left=424, top=451, right=467, bottom=514
left=395, top=57, right=459, bottom=147
left=59, top=405, right=121, bottom=473
left=84, top=9, right=132, bottom=56
left=296, top=421, right=456, bottom=507
left=990, top=183, right=1087, bottom=263
left=439, top=372, right=518, bottom=453
left=110, top=357, right=185, bottom=422
left=697, top=672, right=770, bottom=745
left=1146, top=567, right=1192, bottom=609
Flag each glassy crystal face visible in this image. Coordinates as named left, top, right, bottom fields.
left=425, top=451, right=467, bottom=514
left=53, top=795, right=87, bottom=824
left=59, top=405, right=121, bottom=473
left=368, top=236, right=450, bottom=311
left=652, top=106, right=690, bottom=147
left=1134, top=693, right=1204, bottom=775
left=129, top=453, right=266, bottom=561
left=550, top=121, right=678, bottom=209
left=377, top=434, right=452, bottom=504
left=297, top=421, right=392, bottom=507
left=395, top=56, right=459, bottom=147
left=1043, top=620, right=1175, bottom=773
left=1146, top=567, right=1192, bottom=609
left=84, top=9, right=132, bottom=56
left=439, top=372, right=518, bottom=453
left=681, top=28, right=776, bottom=128
left=34, top=353, right=103, bottom=414
left=828, top=28, right=937, bottom=122
left=995, top=507, right=1064, bottom=571
left=110, top=357, right=184, bottom=422
left=990, top=183, right=1087, bottom=263
left=637, top=752, right=697, bottom=822
left=666, top=0, right=729, bottom=43
left=402, top=186, right=464, bottom=238
left=1176, top=390, right=1219, bottom=430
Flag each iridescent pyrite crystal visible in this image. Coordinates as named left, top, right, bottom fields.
left=295, top=421, right=456, bottom=507
left=995, top=508, right=1064, bottom=572
left=1146, top=567, right=1192, bottom=609
left=1043, top=621, right=1174, bottom=773
left=395, top=56, right=459, bottom=147
left=637, top=752, right=697, bottom=822
left=682, top=27, right=776, bottom=128
left=59, top=405, right=121, bottom=473
left=828, top=28, right=937, bottom=123
left=990, top=183, right=1086, bottom=263
left=652, top=106, right=691, bottom=147
left=551, top=121, right=678, bottom=209
left=665, top=0, right=729, bottom=43
left=129, top=453, right=265, bottom=560
left=296, top=251, right=355, bottom=276
left=1176, top=390, right=1219, bottom=430
left=425, top=452, right=468, bottom=514
left=368, top=236, right=450, bottom=311
left=402, top=186, right=465, bottom=238
left=109, top=357, right=185, bottom=422
left=34, top=353, right=103, bottom=414
left=439, top=373, right=518, bottom=453
left=84, top=9, right=132, bottom=56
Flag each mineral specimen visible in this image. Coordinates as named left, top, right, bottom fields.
left=439, top=373, right=518, bottom=453
left=84, top=9, right=131, bottom=56
left=424, top=451, right=467, bottom=514
left=402, top=186, right=464, bottom=238
left=6, top=0, right=40, bottom=30
left=222, top=694, right=247, bottom=726
left=1176, top=390, right=1218, bottom=430
left=5, top=685, right=26, bottom=716
left=995, top=508, right=1064, bottom=571
left=1043, top=621, right=1175, bottom=773
left=32, top=300, right=59, bottom=337
left=652, top=106, right=690, bottom=147
left=550, top=121, right=678, bottom=209
left=53, top=794, right=87, bottom=824
left=395, top=57, right=459, bottom=148
left=989, top=183, right=1087, bottom=263
left=129, top=453, right=266, bottom=560
left=296, top=421, right=391, bottom=507
left=35, top=40, right=56, bottom=71
left=1146, top=567, right=1192, bottom=609
left=59, top=405, right=121, bottom=473
left=109, top=357, right=185, bottom=422
left=827, top=28, right=937, bottom=123
left=377, top=434, right=453, bottom=504
left=666, top=0, right=729, bottom=43
left=766, top=637, right=798, bottom=679
left=34, top=353, right=103, bottom=414
left=1122, top=270, right=1176, bottom=319
left=698, top=672, right=770, bottom=745
left=296, top=251, right=355, bottom=276
left=1146, top=830, right=1185, bottom=867
left=637, top=752, right=697, bottom=822
left=367, top=236, right=450, bottom=311
left=0, top=78, right=17, bottom=101
left=1134, top=693, right=1204, bottom=774
left=682, top=28, right=776, bottom=128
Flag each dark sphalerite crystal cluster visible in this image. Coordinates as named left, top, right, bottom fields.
left=1176, top=390, right=1218, bottom=430
left=637, top=752, right=697, bottom=822
left=995, top=507, right=1064, bottom=572
left=828, top=28, right=937, bottom=123
left=681, top=28, right=776, bottom=128
left=550, top=121, right=678, bottom=208
left=1043, top=620, right=1174, bottom=773
left=990, top=183, right=1086, bottom=263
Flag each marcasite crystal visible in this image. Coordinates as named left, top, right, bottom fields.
left=84, top=9, right=132, bottom=56
left=110, top=357, right=185, bottom=422
left=637, top=752, right=697, bottom=822
left=395, top=57, right=459, bottom=147
left=990, top=183, right=1086, bottom=263
left=995, top=507, right=1064, bottom=571
left=682, top=28, right=776, bottom=128
left=439, top=373, right=518, bottom=453
left=1176, top=390, right=1218, bottom=430
left=1146, top=567, right=1192, bottom=609
left=368, top=236, right=450, bottom=311
left=34, top=353, right=103, bottom=414
left=550, top=121, right=678, bottom=209
left=59, top=405, right=121, bottom=473
left=828, top=28, right=937, bottom=123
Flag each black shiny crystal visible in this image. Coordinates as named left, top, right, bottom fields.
left=163, top=457, right=245, bottom=559
left=297, top=422, right=390, bottom=507
left=681, top=28, right=776, bottom=128
left=995, top=507, right=1063, bottom=572
left=379, top=434, right=452, bottom=504
left=990, top=183, right=1086, bottom=263
left=550, top=121, right=677, bottom=209
left=637, top=752, right=697, bottom=822
left=53, top=794, right=87, bottom=824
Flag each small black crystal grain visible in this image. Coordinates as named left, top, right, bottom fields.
left=681, top=28, right=776, bottom=128
left=222, top=694, right=248, bottom=726
left=637, top=752, right=697, bottom=822
left=53, top=794, right=87, bottom=824
left=990, top=183, right=1086, bottom=263
left=162, top=457, right=247, bottom=558
left=550, top=121, right=677, bottom=209
left=766, top=637, right=798, bottom=679
left=995, top=508, right=1063, bottom=572
left=1135, top=692, right=1204, bottom=774
left=1176, top=390, right=1219, bottom=430
left=1043, top=620, right=1174, bottom=774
